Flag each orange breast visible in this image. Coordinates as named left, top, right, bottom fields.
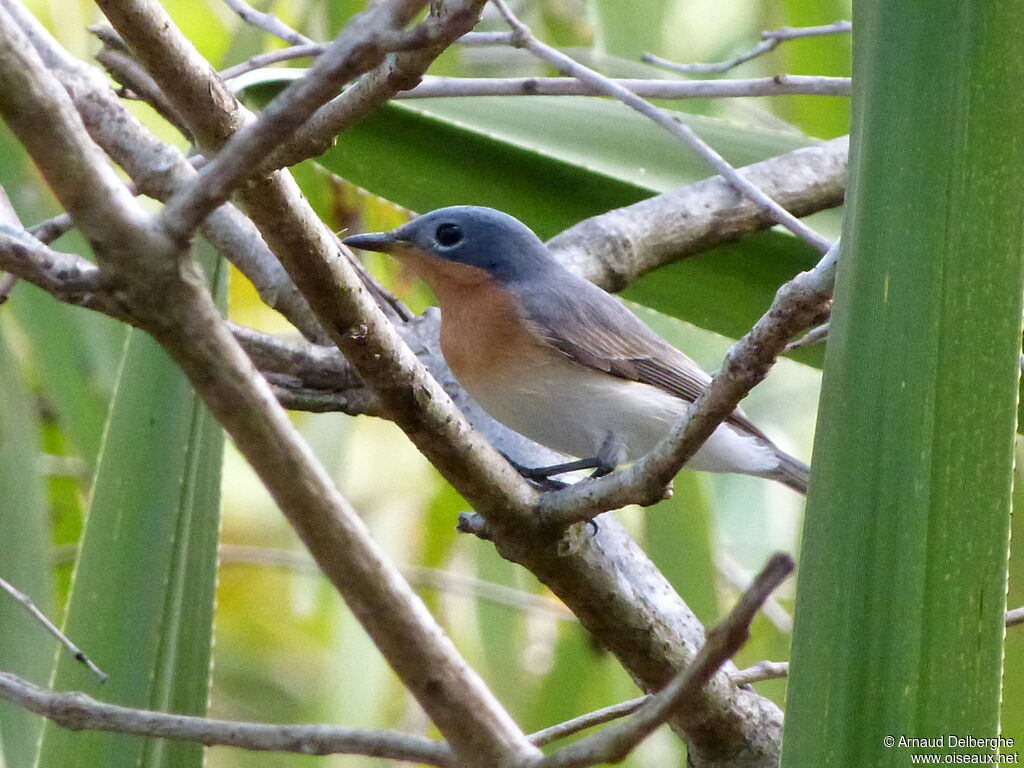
left=440, top=282, right=550, bottom=389
left=395, top=248, right=558, bottom=392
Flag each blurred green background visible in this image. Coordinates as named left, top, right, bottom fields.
left=2, top=0, right=1018, bottom=766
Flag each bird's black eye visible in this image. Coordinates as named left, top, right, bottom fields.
left=435, top=223, right=463, bottom=248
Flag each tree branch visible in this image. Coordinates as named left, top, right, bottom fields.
left=549, top=136, right=847, bottom=290
left=0, top=0, right=326, bottom=340
left=400, top=73, right=851, bottom=99
left=0, top=672, right=454, bottom=764
left=538, top=554, right=795, bottom=768
left=223, top=63, right=850, bottom=99
left=261, top=0, right=491, bottom=170
left=0, top=579, right=107, bottom=681
left=221, top=0, right=313, bottom=46
left=643, top=20, right=851, bottom=75
left=157, top=0, right=427, bottom=239
left=528, top=697, right=647, bottom=748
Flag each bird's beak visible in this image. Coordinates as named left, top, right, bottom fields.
left=343, top=231, right=403, bottom=253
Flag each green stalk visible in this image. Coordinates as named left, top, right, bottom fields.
left=0, top=330, right=52, bottom=767
left=782, top=2, right=1024, bottom=766
left=36, top=253, right=226, bottom=768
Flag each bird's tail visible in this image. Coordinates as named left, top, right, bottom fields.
left=770, top=451, right=810, bottom=495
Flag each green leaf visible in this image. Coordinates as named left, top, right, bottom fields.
left=1002, top=448, right=1024, bottom=744
left=37, top=254, right=226, bottom=768
left=0, top=122, right=124, bottom=471
left=642, top=473, right=719, bottom=625
left=474, top=545, right=527, bottom=715
left=782, top=3, right=1024, bottom=765
left=0, top=327, right=53, bottom=768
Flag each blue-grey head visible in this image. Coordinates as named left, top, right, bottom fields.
left=342, top=206, right=558, bottom=285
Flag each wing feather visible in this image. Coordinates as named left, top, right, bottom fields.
left=518, top=273, right=770, bottom=441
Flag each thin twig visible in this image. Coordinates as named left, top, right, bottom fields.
left=160, top=1, right=460, bottom=240
left=91, top=24, right=193, bottom=139
left=221, top=0, right=313, bottom=46
left=530, top=653, right=794, bottom=748
left=220, top=42, right=326, bottom=80
left=0, top=671, right=452, bottom=763
left=490, top=0, right=831, bottom=255
left=717, top=552, right=793, bottom=633
left=455, top=30, right=514, bottom=45
left=643, top=20, right=852, bottom=75
left=1008, top=606, right=1024, bottom=628
left=226, top=66, right=849, bottom=100
left=730, top=660, right=789, bottom=686
left=529, top=697, right=647, bottom=747
left=401, top=73, right=850, bottom=99
left=258, top=1, right=508, bottom=170
left=539, top=554, right=795, bottom=768
left=529, top=656, right=793, bottom=748
left=785, top=320, right=830, bottom=350
left=0, top=577, right=108, bottom=681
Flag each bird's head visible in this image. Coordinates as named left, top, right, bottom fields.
left=343, top=206, right=554, bottom=288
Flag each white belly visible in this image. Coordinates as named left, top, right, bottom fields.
left=463, top=353, right=780, bottom=476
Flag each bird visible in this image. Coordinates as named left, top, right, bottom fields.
left=343, top=206, right=809, bottom=493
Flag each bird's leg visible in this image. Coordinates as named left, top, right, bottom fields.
left=513, top=456, right=605, bottom=479
left=506, top=432, right=626, bottom=484
left=590, top=432, right=626, bottom=478
left=500, top=454, right=571, bottom=490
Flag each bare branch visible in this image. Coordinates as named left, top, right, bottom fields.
left=456, top=30, right=514, bottom=45
left=785, top=320, right=830, bottom=350
left=717, top=552, right=792, bottom=634
left=261, top=0, right=490, bottom=170
left=490, top=0, right=832, bottom=255
left=0, top=579, right=107, bottom=681
left=730, top=661, right=789, bottom=687
left=0, top=187, right=112, bottom=308
left=220, top=43, right=327, bottom=80
left=538, top=241, right=838, bottom=524
left=91, top=24, right=194, bottom=139
left=400, top=73, right=851, bottom=99
left=0, top=8, right=164, bottom=268
left=643, top=20, right=852, bottom=75
left=0, top=228, right=111, bottom=305
left=539, top=554, right=795, bottom=768
left=529, top=697, right=647, bottom=747
left=1008, top=606, right=1024, bottom=628
left=0, top=0, right=327, bottom=340
left=548, top=135, right=847, bottom=289
left=529, top=655, right=796, bottom=751
left=225, top=64, right=850, bottom=99
left=0, top=671, right=453, bottom=764
left=221, top=0, right=314, bottom=46
left=158, top=0, right=429, bottom=239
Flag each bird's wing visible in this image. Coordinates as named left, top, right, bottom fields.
left=518, top=273, right=771, bottom=441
